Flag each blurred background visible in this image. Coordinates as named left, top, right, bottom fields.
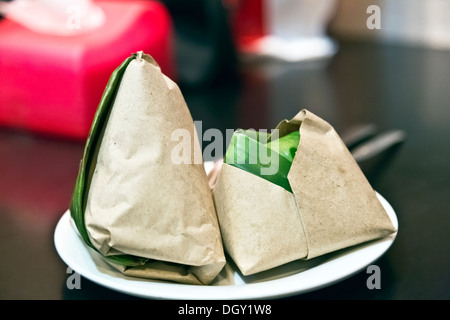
left=1, top=0, right=449, bottom=139
left=0, top=0, right=449, bottom=300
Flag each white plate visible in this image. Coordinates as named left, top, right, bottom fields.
left=54, top=192, right=397, bottom=300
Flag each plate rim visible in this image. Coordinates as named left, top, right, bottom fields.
left=54, top=192, right=398, bottom=300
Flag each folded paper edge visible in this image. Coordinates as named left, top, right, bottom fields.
left=213, top=162, right=308, bottom=276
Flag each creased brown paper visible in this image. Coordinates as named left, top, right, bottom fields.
left=213, top=109, right=396, bottom=276
left=84, top=53, right=226, bottom=285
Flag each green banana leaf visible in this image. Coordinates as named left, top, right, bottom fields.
left=267, top=130, right=300, bottom=163
left=70, top=53, right=148, bottom=267
left=224, top=129, right=300, bottom=193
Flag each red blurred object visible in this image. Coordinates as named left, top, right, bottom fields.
left=0, top=0, right=175, bottom=140
left=227, top=0, right=266, bottom=49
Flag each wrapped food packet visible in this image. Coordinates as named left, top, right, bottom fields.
left=70, top=52, right=226, bottom=285
left=213, top=109, right=397, bottom=276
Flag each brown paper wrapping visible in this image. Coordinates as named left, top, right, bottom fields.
left=213, top=109, right=397, bottom=276
left=84, top=53, right=225, bottom=285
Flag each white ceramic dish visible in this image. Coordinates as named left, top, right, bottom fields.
left=54, top=192, right=397, bottom=300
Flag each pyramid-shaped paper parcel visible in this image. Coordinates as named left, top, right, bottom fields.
left=75, top=53, right=225, bottom=285
left=213, top=109, right=396, bottom=275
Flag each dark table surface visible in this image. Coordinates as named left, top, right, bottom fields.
left=0, top=40, right=449, bottom=301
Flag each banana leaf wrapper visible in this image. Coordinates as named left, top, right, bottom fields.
left=213, top=109, right=397, bottom=276
left=224, top=129, right=300, bottom=192
left=70, top=52, right=226, bottom=285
